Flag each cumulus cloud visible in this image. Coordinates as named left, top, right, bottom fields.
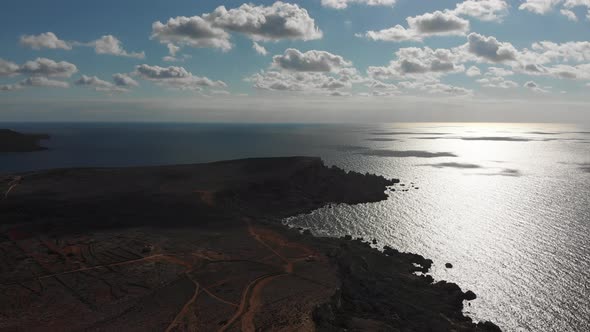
left=560, top=8, right=578, bottom=20
left=530, top=41, right=590, bottom=62
left=113, top=73, right=139, bottom=87
left=204, top=2, right=322, bottom=42
left=466, top=33, right=519, bottom=62
left=20, top=76, right=69, bottom=88
left=320, top=0, right=396, bottom=9
left=367, top=47, right=465, bottom=80
left=1, top=76, right=69, bottom=92
left=362, top=11, right=469, bottom=42
left=524, top=80, right=549, bottom=92
left=246, top=70, right=353, bottom=95
left=135, top=64, right=227, bottom=91
left=519, top=0, right=563, bottom=14
left=152, top=2, right=322, bottom=51
left=151, top=16, right=232, bottom=51
left=75, top=75, right=129, bottom=93
left=20, top=32, right=72, bottom=50
left=519, top=0, right=590, bottom=16
left=466, top=65, right=482, bottom=76
left=407, top=11, right=470, bottom=35
left=452, top=0, right=509, bottom=22
left=486, top=66, right=514, bottom=76
left=477, top=76, right=518, bottom=88
left=252, top=42, right=268, bottom=56
left=90, top=35, right=145, bottom=59
left=272, top=49, right=352, bottom=72
left=246, top=52, right=360, bottom=96
left=362, top=25, right=419, bottom=42
left=18, top=57, right=78, bottom=77
left=0, top=59, right=19, bottom=77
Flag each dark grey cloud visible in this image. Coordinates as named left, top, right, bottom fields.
left=467, top=33, right=518, bottom=62
left=112, top=73, right=139, bottom=87
left=358, top=149, right=457, bottom=158
left=272, top=48, right=352, bottom=72
left=408, top=11, right=470, bottom=35
left=480, top=168, right=522, bottom=177
left=420, top=162, right=482, bottom=169
left=333, top=145, right=369, bottom=152
left=369, top=131, right=450, bottom=135
left=151, top=16, right=232, bottom=51
left=365, top=138, right=398, bottom=142
left=417, top=136, right=532, bottom=142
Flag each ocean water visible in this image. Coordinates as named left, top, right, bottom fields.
left=1, top=122, right=589, bottom=332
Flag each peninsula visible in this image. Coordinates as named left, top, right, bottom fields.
left=0, top=129, right=49, bottom=152
left=0, top=157, right=500, bottom=331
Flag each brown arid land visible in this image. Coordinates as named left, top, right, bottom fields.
left=0, top=157, right=501, bottom=331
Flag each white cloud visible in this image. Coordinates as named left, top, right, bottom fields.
left=272, top=48, right=352, bottom=72
left=167, top=43, right=180, bottom=56
left=362, top=25, right=421, bottom=42
left=90, top=35, right=145, bottom=59
left=75, top=75, right=128, bottom=93
left=18, top=58, right=78, bottom=77
left=524, top=80, right=549, bottom=92
left=519, top=0, right=563, bottom=14
left=205, top=2, right=322, bottom=42
left=367, top=47, right=465, bottom=80
left=20, top=76, right=69, bottom=88
left=113, top=73, right=139, bottom=87
left=20, top=32, right=72, bottom=50
left=477, top=76, right=518, bottom=88
left=361, top=10, right=469, bottom=42
left=152, top=2, right=322, bottom=51
left=530, top=41, right=590, bottom=62
left=486, top=66, right=514, bottom=76
left=560, top=8, right=579, bottom=20
left=252, top=42, right=268, bottom=56
left=246, top=70, right=353, bottom=95
left=0, top=59, right=19, bottom=77
left=452, top=0, right=509, bottom=22
left=135, top=64, right=227, bottom=91
left=466, top=65, right=482, bottom=76
left=320, top=0, right=396, bottom=9
left=1, top=76, right=69, bottom=92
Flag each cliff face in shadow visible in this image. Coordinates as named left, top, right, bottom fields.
left=0, top=157, right=500, bottom=331
left=0, top=129, right=50, bottom=152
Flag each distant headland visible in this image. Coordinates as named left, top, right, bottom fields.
left=0, top=129, right=49, bottom=152
left=0, top=157, right=500, bottom=331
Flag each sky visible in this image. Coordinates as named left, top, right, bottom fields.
left=1, top=0, right=590, bottom=123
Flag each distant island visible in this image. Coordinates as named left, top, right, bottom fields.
left=0, top=129, right=49, bottom=152
left=0, top=157, right=500, bottom=331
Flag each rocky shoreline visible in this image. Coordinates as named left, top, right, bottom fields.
left=0, top=157, right=500, bottom=331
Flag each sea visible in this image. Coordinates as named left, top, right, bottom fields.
left=1, top=122, right=589, bottom=332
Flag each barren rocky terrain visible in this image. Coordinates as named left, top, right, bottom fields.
left=0, top=157, right=500, bottom=331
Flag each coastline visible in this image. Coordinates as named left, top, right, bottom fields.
left=0, top=129, right=50, bottom=153
left=0, top=157, right=500, bottom=331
